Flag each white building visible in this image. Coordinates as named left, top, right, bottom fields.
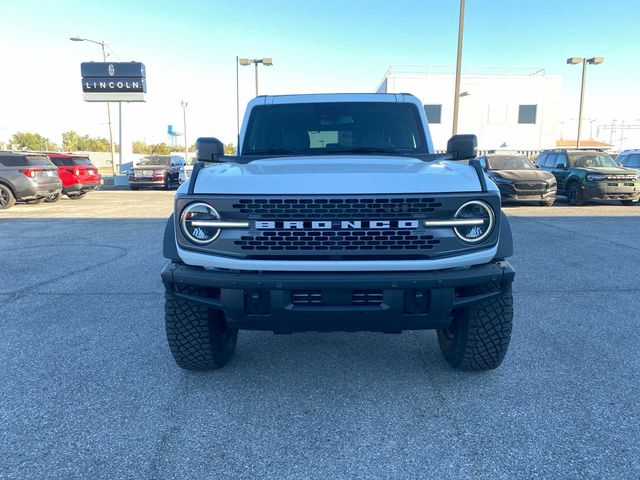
left=377, top=66, right=562, bottom=151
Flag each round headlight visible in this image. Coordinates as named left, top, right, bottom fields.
left=453, top=200, right=495, bottom=243
left=180, top=202, right=221, bottom=244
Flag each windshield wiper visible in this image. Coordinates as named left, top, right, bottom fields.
left=246, top=148, right=302, bottom=155
left=324, top=146, right=406, bottom=155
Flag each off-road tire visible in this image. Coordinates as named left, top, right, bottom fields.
left=567, top=182, right=584, bottom=206
left=621, top=199, right=638, bottom=206
left=0, top=184, right=16, bottom=210
left=437, top=286, right=513, bottom=371
left=45, top=191, right=62, bottom=203
left=165, top=285, right=238, bottom=371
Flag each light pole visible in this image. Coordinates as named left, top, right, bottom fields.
left=567, top=56, right=604, bottom=149
left=452, top=0, right=465, bottom=136
left=70, top=36, right=116, bottom=173
left=239, top=58, right=273, bottom=96
left=181, top=100, right=189, bottom=163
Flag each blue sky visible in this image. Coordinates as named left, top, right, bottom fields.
left=1, top=0, right=638, bottom=147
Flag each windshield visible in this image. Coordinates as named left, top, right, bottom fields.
left=137, top=155, right=170, bottom=166
left=486, top=155, right=534, bottom=170
left=569, top=153, right=618, bottom=168
left=242, top=102, right=427, bottom=156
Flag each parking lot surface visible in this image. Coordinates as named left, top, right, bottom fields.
left=1, top=191, right=639, bottom=479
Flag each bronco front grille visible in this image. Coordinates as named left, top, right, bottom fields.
left=234, top=229, right=441, bottom=252
left=231, top=197, right=443, bottom=219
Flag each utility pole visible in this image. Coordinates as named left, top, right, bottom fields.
left=181, top=101, right=188, bottom=162
left=452, top=0, right=465, bottom=136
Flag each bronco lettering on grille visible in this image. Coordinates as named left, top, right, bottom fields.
left=255, top=220, right=420, bottom=230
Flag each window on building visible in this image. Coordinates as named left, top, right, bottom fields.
left=424, top=104, right=442, bottom=124
left=518, top=105, right=537, bottom=124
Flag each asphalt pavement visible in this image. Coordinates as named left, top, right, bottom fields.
left=1, top=191, right=639, bottom=479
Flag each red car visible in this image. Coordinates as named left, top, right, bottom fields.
left=45, top=153, right=102, bottom=201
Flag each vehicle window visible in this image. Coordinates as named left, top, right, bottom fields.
left=243, top=102, right=428, bottom=156
left=137, top=155, right=170, bottom=166
left=568, top=153, right=618, bottom=168
left=535, top=154, right=547, bottom=167
left=52, top=157, right=93, bottom=166
left=486, top=155, right=534, bottom=170
left=543, top=154, right=556, bottom=167
left=626, top=154, right=640, bottom=168
left=476, top=156, right=487, bottom=169
left=553, top=155, right=566, bottom=168
left=0, top=155, right=52, bottom=167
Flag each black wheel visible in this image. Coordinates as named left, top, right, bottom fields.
left=165, top=284, right=238, bottom=371
left=621, top=199, right=638, bottom=206
left=0, top=184, right=16, bottom=210
left=437, top=286, right=513, bottom=371
left=566, top=182, right=584, bottom=206
left=25, top=197, right=46, bottom=204
left=45, top=191, right=62, bottom=203
left=67, top=192, right=86, bottom=200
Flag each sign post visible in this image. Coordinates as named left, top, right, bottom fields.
left=80, top=62, right=146, bottom=176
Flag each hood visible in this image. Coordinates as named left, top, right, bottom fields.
left=573, top=166, right=635, bottom=175
left=488, top=169, right=554, bottom=181
left=191, top=156, right=487, bottom=195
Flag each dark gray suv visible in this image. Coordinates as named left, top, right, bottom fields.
left=0, top=152, right=63, bottom=210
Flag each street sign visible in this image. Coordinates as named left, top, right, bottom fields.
left=81, top=61, right=146, bottom=102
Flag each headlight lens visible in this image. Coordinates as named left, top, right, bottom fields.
left=546, top=177, right=557, bottom=185
left=488, top=174, right=509, bottom=183
left=453, top=200, right=495, bottom=243
left=180, top=202, right=221, bottom=244
left=587, top=174, right=606, bottom=182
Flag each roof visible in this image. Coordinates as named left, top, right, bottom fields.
left=555, top=139, right=613, bottom=148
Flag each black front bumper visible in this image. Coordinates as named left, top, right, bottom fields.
left=65, top=182, right=101, bottom=194
left=162, top=260, right=515, bottom=333
left=581, top=184, right=640, bottom=201
left=498, top=184, right=556, bottom=203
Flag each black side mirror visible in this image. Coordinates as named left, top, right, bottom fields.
left=556, top=163, right=566, bottom=169
left=446, top=134, right=477, bottom=160
left=196, top=137, right=225, bottom=162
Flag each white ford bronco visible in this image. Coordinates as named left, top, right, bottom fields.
left=162, top=93, right=515, bottom=371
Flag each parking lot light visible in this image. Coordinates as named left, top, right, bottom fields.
left=567, top=56, right=604, bottom=149
left=238, top=58, right=274, bottom=96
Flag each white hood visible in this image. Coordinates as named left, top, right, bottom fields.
left=191, top=156, right=485, bottom=195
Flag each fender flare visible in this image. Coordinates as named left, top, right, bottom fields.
left=163, top=213, right=181, bottom=262
left=494, top=211, right=513, bottom=260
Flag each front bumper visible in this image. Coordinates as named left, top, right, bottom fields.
left=162, top=260, right=515, bottom=333
left=128, top=177, right=165, bottom=187
left=582, top=183, right=640, bottom=201
left=498, top=184, right=556, bottom=203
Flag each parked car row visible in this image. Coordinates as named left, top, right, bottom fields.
left=477, top=148, right=640, bottom=206
left=0, top=151, right=102, bottom=210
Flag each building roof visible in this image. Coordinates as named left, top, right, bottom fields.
left=555, top=139, right=613, bottom=148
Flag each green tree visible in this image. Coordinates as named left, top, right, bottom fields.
left=10, top=132, right=58, bottom=151
left=62, top=130, right=111, bottom=152
left=224, top=143, right=236, bottom=155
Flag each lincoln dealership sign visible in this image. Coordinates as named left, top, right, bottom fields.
left=80, top=62, right=146, bottom=102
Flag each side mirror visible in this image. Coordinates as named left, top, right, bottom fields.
left=446, top=134, right=477, bottom=160
left=196, top=137, right=225, bottom=162
left=556, top=163, right=566, bottom=169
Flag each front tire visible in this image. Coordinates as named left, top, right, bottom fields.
left=437, top=287, right=513, bottom=371
left=67, top=192, right=86, bottom=200
left=567, top=182, right=584, bottom=206
left=0, top=184, right=16, bottom=210
left=165, top=285, right=238, bottom=371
